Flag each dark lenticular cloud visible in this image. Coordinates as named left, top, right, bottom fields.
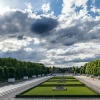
left=31, top=17, right=58, bottom=34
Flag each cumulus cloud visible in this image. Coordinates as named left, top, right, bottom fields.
left=0, top=0, right=100, bottom=67
left=0, top=10, right=32, bottom=35
left=41, top=3, right=50, bottom=13
left=0, top=37, right=33, bottom=52
left=62, top=0, right=88, bottom=17
left=0, top=48, right=47, bottom=62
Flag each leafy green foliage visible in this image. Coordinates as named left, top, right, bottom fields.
left=80, top=60, right=100, bottom=75
left=0, top=57, right=50, bottom=79
left=72, top=66, right=80, bottom=74
left=0, top=67, right=4, bottom=79
left=3, top=66, right=9, bottom=79
left=8, top=67, right=16, bottom=78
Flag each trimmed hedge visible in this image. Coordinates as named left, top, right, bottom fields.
left=48, top=80, right=78, bottom=82
left=51, top=77, right=75, bottom=79
left=39, top=84, right=85, bottom=87
left=16, top=94, right=100, bottom=98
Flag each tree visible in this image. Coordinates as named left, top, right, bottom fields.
left=8, top=67, right=16, bottom=78
left=0, top=67, right=4, bottom=80
left=16, top=67, right=21, bottom=79
left=3, top=66, right=9, bottom=79
left=23, top=67, right=28, bottom=76
left=0, top=57, right=50, bottom=80
left=72, top=66, right=76, bottom=74
left=49, top=66, right=53, bottom=75
left=59, top=68, right=67, bottom=73
left=52, top=66, right=56, bottom=72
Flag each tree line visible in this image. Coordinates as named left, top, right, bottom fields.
left=80, top=60, right=100, bottom=76
left=1, top=57, right=99, bottom=81
left=0, top=57, right=50, bottom=81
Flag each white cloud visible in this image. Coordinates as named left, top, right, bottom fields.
left=41, top=2, right=50, bottom=13
left=24, top=47, right=33, bottom=51
left=25, top=3, right=33, bottom=14
left=25, top=3, right=33, bottom=10
left=62, top=0, right=87, bottom=15
left=33, top=38, right=46, bottom=44
left=0, top=37, right=33, bottom=52
left=91, top=0, right=95, bottom=5
left=0, top=0, right=100, bottom=67
left=0, top=6, right=21, bottom=15
left=91, top=6, right=100, bottom=14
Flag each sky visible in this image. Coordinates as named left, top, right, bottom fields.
left=0, top=0, right=100, bottom=67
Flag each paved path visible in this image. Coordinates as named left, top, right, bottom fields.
left=13, top=98, right=100, bottom=100
left=0, top=76, right=52, bottom=100
left=74, top=75, right=100, bottom=94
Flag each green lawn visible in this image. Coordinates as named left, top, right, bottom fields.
left=23, top=86, right=97, bottom=95
left=16, top=76, right=98, bottom=97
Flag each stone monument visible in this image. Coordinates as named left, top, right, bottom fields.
left=52, top=76, right=67, bottom=91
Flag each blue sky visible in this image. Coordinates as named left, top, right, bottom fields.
left=0, top=0, right=63, bottom=15
left=0, top=0, right=100, bottom=67
left=1, top=0, right=100, bottom=17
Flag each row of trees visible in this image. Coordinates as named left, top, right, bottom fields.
left=58, top=67, right=80, bottom=74
left=1, top=58, right=99, bottom=81
left=0, top=57, right=50, bottom=81
left=80, top=60, right=100, bottom=76
left=72, top=66, right=80, bottom=74
left=52, top=60, right=100, bottom=75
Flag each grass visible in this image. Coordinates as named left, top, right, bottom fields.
left=22, top=86, right=97, bottom=96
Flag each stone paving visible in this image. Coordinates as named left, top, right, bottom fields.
left=0, top=76, right=52, bottom=100
left=1, top=97, right=100, bottom=100
left=74, top=75, right=100, bottom=94
left=0, top=76, right=52, bottom=96
left=13, top=98, right=100, bottom=100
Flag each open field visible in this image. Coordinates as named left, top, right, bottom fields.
left=16, top=76, right=99, bottom=97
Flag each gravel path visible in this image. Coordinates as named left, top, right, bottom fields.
left=0, top=76, right=52, bottom=100
left=74, top=75, right=100, bottom=94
